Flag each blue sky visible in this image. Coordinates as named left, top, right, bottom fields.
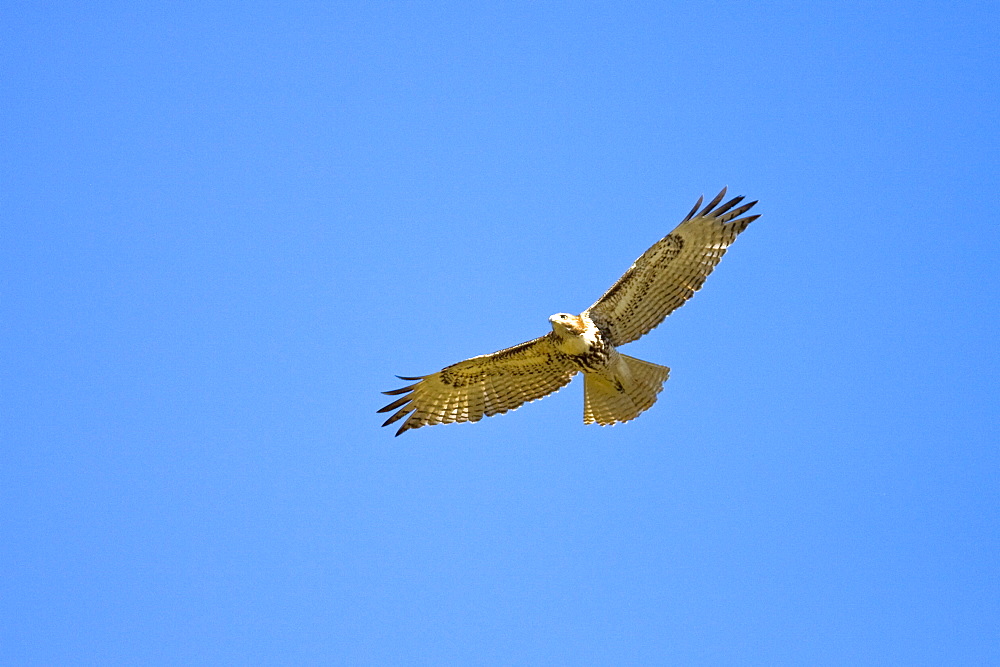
left=3, top=1, right=998, bottom=664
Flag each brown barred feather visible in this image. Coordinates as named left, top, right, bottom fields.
left=378, top=333, right=578, bottom=436
left=584, top=188, right=759, bottom=347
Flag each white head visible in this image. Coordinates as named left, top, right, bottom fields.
left=549, top=313, right=585, bottom=336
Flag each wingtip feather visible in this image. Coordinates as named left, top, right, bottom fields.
left=381, top=404, right=415, bottom=426
left=712, top=195, right=745, bottom=217
left=395, top=417, right=418, bottom=436
left=697, top=187, right=727, bottom=218
left=382, top=383, right=418, bottom=396
left=684, top=195, right=704, bottom=221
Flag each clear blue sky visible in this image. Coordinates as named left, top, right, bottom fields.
left=3, top=1, right=998, bottom=664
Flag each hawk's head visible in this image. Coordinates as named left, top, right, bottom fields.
left=549, top=313, right=586, bottom=337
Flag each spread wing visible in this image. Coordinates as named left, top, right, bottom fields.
left=378, top=333, right=578, bottom=436
left=584, top=188, right=759, bottom=346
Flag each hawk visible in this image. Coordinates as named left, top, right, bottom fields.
left=379, top=188, right=759, bottom=436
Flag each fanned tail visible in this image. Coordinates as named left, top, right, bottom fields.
left=583, top=354, right=670, bottom=426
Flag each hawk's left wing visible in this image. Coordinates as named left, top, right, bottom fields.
left=584, top=188, right=759, bottom=346
left=378, top=333, right=578, bottom=436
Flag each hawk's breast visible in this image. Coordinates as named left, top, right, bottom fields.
left=558, top=317, right=613, bottom=373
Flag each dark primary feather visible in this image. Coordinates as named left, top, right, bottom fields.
left=381, top=383, right=419, bottom=396
left=696, top=187, right=728, bottom=218
left=683, top=195, right=704, bottom=222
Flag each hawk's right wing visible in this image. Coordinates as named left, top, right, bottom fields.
left=585, top=188, right=759, bottom=346
left=378, top=333, right=578, bottom=436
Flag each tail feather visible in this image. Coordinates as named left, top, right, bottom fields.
left=583, top=354, right=670, bottom=426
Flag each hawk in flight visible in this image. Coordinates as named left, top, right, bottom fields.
left=379, top=188, right=759, bottom=436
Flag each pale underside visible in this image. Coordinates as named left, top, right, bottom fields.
left=379, top=187, right=759, bottom=435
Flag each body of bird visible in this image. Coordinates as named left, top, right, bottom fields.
left=379, top=188, right=759, bottom=435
